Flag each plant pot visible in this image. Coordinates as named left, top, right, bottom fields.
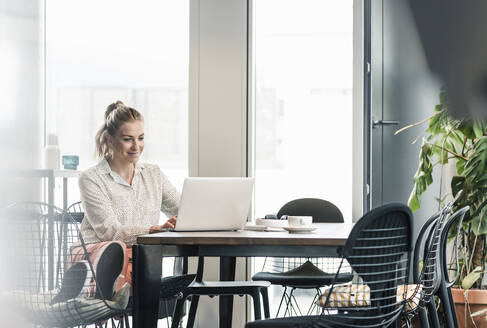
left=452, top=288, right=487, bottom=328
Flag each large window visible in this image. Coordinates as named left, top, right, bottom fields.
left=252, top=0, right=354, bottom=315
left=253, top=0, right=353, bottom=221
left=45, top=0, right=189, bottom=203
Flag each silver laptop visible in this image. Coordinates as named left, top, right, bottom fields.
left=174, top=177, right=255, bottom=231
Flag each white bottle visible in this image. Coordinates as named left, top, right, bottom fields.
left=45, top=133, right=60, bottom=170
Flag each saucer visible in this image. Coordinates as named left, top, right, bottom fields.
left=283, top=226, right=317, bottom=233
left=256, top=218, right=288, bottom=228
left=244, top=224, right=268, bottom=231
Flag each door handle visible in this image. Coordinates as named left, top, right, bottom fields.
left=372, top=120, right=399, bottom=128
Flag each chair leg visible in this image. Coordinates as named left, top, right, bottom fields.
left=260, top=287, right=270, bottom=319
left=283, top=288, right=293, bottom=317
left=439, top=284, right=456, bottom=328
left=283, top=287, right=300, bottom=317
left=124, top=313, right=130, bottom=328
left=307, top=288, right=321, bottom=315
left=390, top=317, right=400, bottom=328
left=165, top=299, right=170, bottom=328
left=427, top=297, right=440, bottom=328
left=403, top=313, right=412, bottom=328
left=447, top=288, right=459, bottom=328
left=172, top=297, right=186, bottom=328
left=186, top=295, right=199, bottom=328
left=288, top=288, right=302, bottom=316
left=419, top=307, right=430, bottom=328
left=276, top=286, right=288, bottom=317
left=251, top=290, right=262, bottom=320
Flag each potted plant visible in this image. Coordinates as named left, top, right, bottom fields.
left=399, top=89, right=487, bottom=327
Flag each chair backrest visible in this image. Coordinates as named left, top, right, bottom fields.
left=262, top=198, right=345, bottom=273
left=340, top=202, right=413, bottom=327
left=66, top=201, right=84, bottom=223
left=0, top=202, right=123, bottom=327
left=440, top=206, right=469, bottom=289
left=412, top=203, right=452, bottom=309
left=277, top=198, right=344, bottom=223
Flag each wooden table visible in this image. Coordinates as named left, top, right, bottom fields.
left=132, top=222, right=352, bottom=328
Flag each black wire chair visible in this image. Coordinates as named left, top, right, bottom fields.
left=252, top=198, right=353, bottom=317
left=403, top=204, right=468, bottom=328
left=246, top=202, right=413, bottom=328
left=0, top=202, right=130, bottom=328
left=400, top=202, right=453, bottom=328
left=437, top=206, right=468, bottom=328
left=66, top=201, right=196, bottom=328
left=67, top=201, right=132, bottom=328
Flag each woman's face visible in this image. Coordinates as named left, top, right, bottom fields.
left=108, top=120, right=144, bottom=165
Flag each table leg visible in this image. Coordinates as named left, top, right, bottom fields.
left=133, top=244, right=162, bottom=328
left=63, top=177, right=68, bottom=211
left=219, top=256, right=236, bottom=328
left=48, top=174, right=54, bottom=290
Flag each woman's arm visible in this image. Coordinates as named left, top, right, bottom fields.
left=79, top=173, right=150, bottom=245
left=159, top=169, right=181, bottom=217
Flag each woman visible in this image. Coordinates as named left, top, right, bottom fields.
left=78, top=100, right=180, bottom=298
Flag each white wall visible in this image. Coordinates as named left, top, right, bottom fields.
left=0, top=1, right=44, bottom=325
left=0, top=0, right=44, bottom=205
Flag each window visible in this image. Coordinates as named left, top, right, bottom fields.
left=252, top=0, right=354, bottom=314
left=45, top=0, right=189, bottom=203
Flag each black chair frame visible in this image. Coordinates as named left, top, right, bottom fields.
left=1, top=201, right=130, bottom=328
left=66, top=201, right=195, bottom=328
left=403, top=203, right=453, bottom=328
left=437, top=206, right=468, bottom=328
left=253, top=198, right=353, bottom=317
left=171, top=256, right=270, bottom=328
left=246, top=202, right=413, bottom=328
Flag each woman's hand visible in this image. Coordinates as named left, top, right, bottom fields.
left=149, top=216, right=177, bottom=234
left=164, top=216, right=177, bottom=229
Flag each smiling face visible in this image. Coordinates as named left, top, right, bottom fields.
left=107, top=120, right=144, bottom=165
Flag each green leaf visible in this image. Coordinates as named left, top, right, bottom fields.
left=431, top=143, right=448, bottom=164
left=427, top=109, right=449, bottom=135
left=456, top=158, right=467, bottom=175
left=465, top=137, right=487, bottom=182
left=459, top=121, right=476, bottom=140
left=428, top=112, right=442, bottom=135
left=450, top=131, right=465, bottom=148
left=473, top=121, right=486, bottom=139
left=462, top=266, right=483, bottom=289
left=408, top=141, right=436, bottom=211
left=408, top=191, right=420, bottom=212
left=444, top=139, right=457, bottom=153
left=469, top=216, right=487, bottom=236
left=451, top=176, right=465, bottom=198
left=470, top=203, right=487, bottom=236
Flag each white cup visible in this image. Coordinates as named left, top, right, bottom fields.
left=287, top=216, right=313, bottom=227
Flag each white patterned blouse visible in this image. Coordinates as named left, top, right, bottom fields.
left=79, top=158, right=180, bottom=246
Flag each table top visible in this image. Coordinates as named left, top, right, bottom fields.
left=137, top=222, right=352, bottom=246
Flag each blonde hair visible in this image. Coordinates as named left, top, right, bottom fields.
left=95, top=101, right=144, bottom=159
